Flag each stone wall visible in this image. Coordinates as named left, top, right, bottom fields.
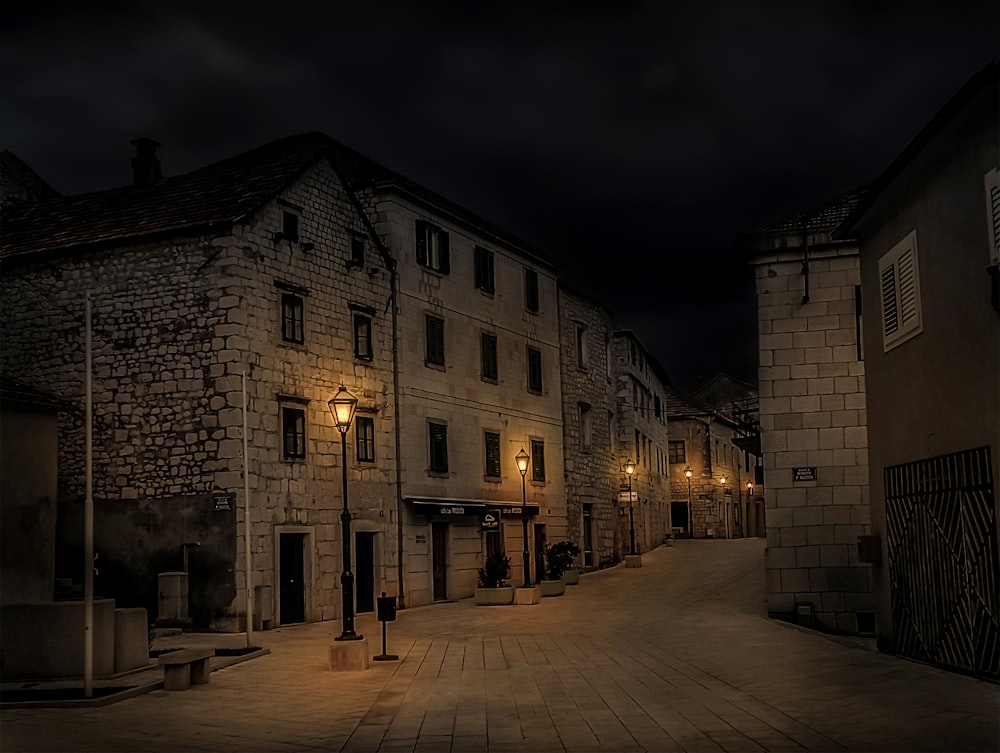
left=754, top=246, right=873, bottom=633
left=557, top=286, right=617, bottom=569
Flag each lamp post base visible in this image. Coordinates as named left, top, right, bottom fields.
left=625, top=554, right=643, bottom=568
left=514, top=586, right=541, bottom=605
left=329, top=637, right=370, bottom=671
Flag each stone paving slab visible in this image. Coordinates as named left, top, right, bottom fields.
left=2, top=539, right=997, bottom=752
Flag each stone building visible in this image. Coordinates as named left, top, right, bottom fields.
left=1, top=135, right=399, bottom=630
left=557, top=284, right=617, bottom=569
left=337, top=148, right=567, bottom=603
left=744, top=187, right=876, bottom=634
left=663, top=386, right=757, bottom=539
left=612, top=330, right=671, bottom=556
left=837, top=62, right=999, bottom=678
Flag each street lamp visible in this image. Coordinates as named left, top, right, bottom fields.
left=684, top=467, right=693, bottom=537
left=720, top=474, right=729, bottom=539
left=515, top=448, right=531, bottom=587
left=328, top=385, right=361, bottom=642
left=746, top=480, right=754, bottom=496
left=624, top=458, right=636, bottom=555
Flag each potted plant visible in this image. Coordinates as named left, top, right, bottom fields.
left=559, top=541, right=583, bottom=585
left=474, top=551, right=514, bottom=605
left=540, top=541, right=579, bottom=597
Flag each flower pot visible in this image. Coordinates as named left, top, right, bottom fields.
left=474, top=586, right=515, bottom=606
left=539, top=579, right=566, bottom=597
left=563, top=569, right=580, bottom=586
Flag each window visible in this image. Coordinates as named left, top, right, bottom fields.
left=351, top=236, right=365, bottom=267
left=575, top=324, right=588, bottom=368
left=354, top=314, right=372, bottom=360
left=524, top=268, right=539, bottom=312
left=484, top=431, right=501, bottom=478
left=281, top=211, right=299, bottom=243
left=481, top=332, right=498, bottom=381
left=654, top=395, right=662, bottom=420
left=281, top=293, right=304, bottom=344
left=530, top=438, right=545, bottom=482
left=526, top=346, right=543, bottom=392
left=415, top=219, right=450, bottom=274
left=426, top=314, right=445, bottom=366
left=429, top=422, right=448, bottom=473
left=474, top=246, right=495, bottom=294
left=356, top=416, right=375, bottom=462
left=282, top=407, right=305, bottom=460
left=579, top=403, right=592, bottom=449
left=879, top=230, right=923, bottom=352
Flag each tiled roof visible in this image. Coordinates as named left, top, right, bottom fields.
left=1, top=132, right=557, bottom=269
left=662, top=385, right=738, bottom=427
left=1, top=132, right=333, bottom=261
left=748, top=184, right=869, bottom=237
left=0, top=374, right=75, bottom=411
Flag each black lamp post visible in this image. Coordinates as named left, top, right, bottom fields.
left=684, top=466, right=693, bottom=537
left=624, top=458, right=636, bottom=555
left=515, top=448, right=531, bottom=587
left=720, top=474, right=728, bottom=539
left=329, top=385, right=361, bottom=642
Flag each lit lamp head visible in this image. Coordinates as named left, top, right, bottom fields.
left=624, top=458, right=636, bottom=477
left=684, top=467, right=693, bottom=479
left=515, top=448, right=529, bottom=477
left=328, top=384, right=358, bottom=435
left=720, top=474, right=727, bottom=486
left=746, top=480, right=754, bottom=494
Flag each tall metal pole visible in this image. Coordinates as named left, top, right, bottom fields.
left=687, top=476, right=692, bottom=538
left=336, top=432, right=360, bottom=640
left=242, top=370, right=253, bottom=649
left=84, top=294, right=93, bottom=698
left=521, top=473, right=531, bottom=587
left=628, top=472, right=635, bottom=555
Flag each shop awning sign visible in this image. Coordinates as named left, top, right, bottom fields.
left=481, top=510, right=501, bottom=532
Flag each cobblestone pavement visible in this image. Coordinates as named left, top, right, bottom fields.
left=3, top=539, right=997, bottom=752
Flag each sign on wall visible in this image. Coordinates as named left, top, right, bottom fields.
left=793, top=467, right=818, bottom=482
left=481, top=511, right=501, bottom=532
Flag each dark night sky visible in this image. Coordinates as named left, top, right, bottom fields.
left=2, top=2, right=997, bottom=389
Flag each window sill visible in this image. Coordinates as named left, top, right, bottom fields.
left=424, top=361, right=446, bottom=371
left=427, top=470, right=450, bottom=478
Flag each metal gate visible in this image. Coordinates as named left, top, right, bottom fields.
left=885, top=446, right=999, bottom=678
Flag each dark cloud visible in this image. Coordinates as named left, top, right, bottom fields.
left=2, top=1, right=997, bottom=388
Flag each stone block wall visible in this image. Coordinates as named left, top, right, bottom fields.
left=557, top=286, right=617, bottom=568
left=755, top=246, right=874, bottom=633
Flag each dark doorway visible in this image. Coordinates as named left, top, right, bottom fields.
left=533, top=523, right=547, bottom=582
left=356, top=532, right=375, bottom=613
left=582, top=504, right=594, bottom=567
left=432, top=523, right=448, bottom=601
left=279, top=532, right=305, bottom=625
left=671, top=501, right=689, bottom=533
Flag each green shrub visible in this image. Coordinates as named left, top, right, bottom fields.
left=478, top=551, right=511, bottom=588
left=544, top=541, right=581, bottom=580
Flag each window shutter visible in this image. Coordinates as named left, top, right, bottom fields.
left=415, top=220, right=427, bottom=266
left=439, top=231, right=450, bottom=274
left=879, top=230, right=922, bottom=352
left=481, top=332, right=498, bottom=380
left=525, top=268, right=539, bottom=311
left=426, top=315, right=445, bottom=365
left=485, top=432, right=501, bottom=477
left=986, top=168, right=1000, bottom=266
left=430, top=423, right=448, bottom=471
left=531, top=439, right=545, bottom=481
left=474, top=246, right=484, bottom=288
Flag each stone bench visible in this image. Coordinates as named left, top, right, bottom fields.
left=158, top=648, right=214, bottom=690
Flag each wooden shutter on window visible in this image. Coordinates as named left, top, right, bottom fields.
left=879, top=230, right=922, bottom=352
left=426, top=315, right=445, bottom=364
left=531, top=439, right=545, bottom=481
left=485, top=432, right=501, bottom=477
left=415, top=220, right=428, bottom=266
left=482, top=333, right=498, bottom=379
left=438, top=231, right=450, bottom=274
left=430, top=423, right=448, bottom=471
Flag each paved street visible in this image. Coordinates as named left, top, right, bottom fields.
left=3, top=539, right=997, bottom=752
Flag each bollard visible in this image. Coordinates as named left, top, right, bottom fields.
left=373, top=592, right=398, bottom=661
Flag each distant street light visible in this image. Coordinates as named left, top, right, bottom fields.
left=515, top=448, right=531, bottom=587
left=624, top=459, right=636, bottom=555
left=684, top=467, right=693, bottom=537
left=328, top=385, right=360, bottom=642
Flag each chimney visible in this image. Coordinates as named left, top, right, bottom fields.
left=130, top=137, right=162, bottom=188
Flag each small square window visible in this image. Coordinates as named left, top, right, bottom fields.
left=429, top=422, right=448, bottom=473
left=282, top=407, right=305, bottom=460
left=281, top=293, right=304, bottom=344
left=525, top=268, right=539, bottom=312
left=282, top=211, right=299, bottom=243
left=426, top=314, right=445, bottom=366
left=351, top=237, right=365, bottom=267
left=356, top=416, right=375, bottom=463
left=669, top=440, right=685, bottom=464
left=416, top=220, right=450, bottom=274
left=530, top=438, right=545, bottom=482
left=481, top=332, right=498, bottom=381
left=527, top=346, right=543, bottom=393
left=474, top=246, right=495, bottom=294
left=354, top=314, right=372, bottom=360
left=484, top=431, right=501, bottom=478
